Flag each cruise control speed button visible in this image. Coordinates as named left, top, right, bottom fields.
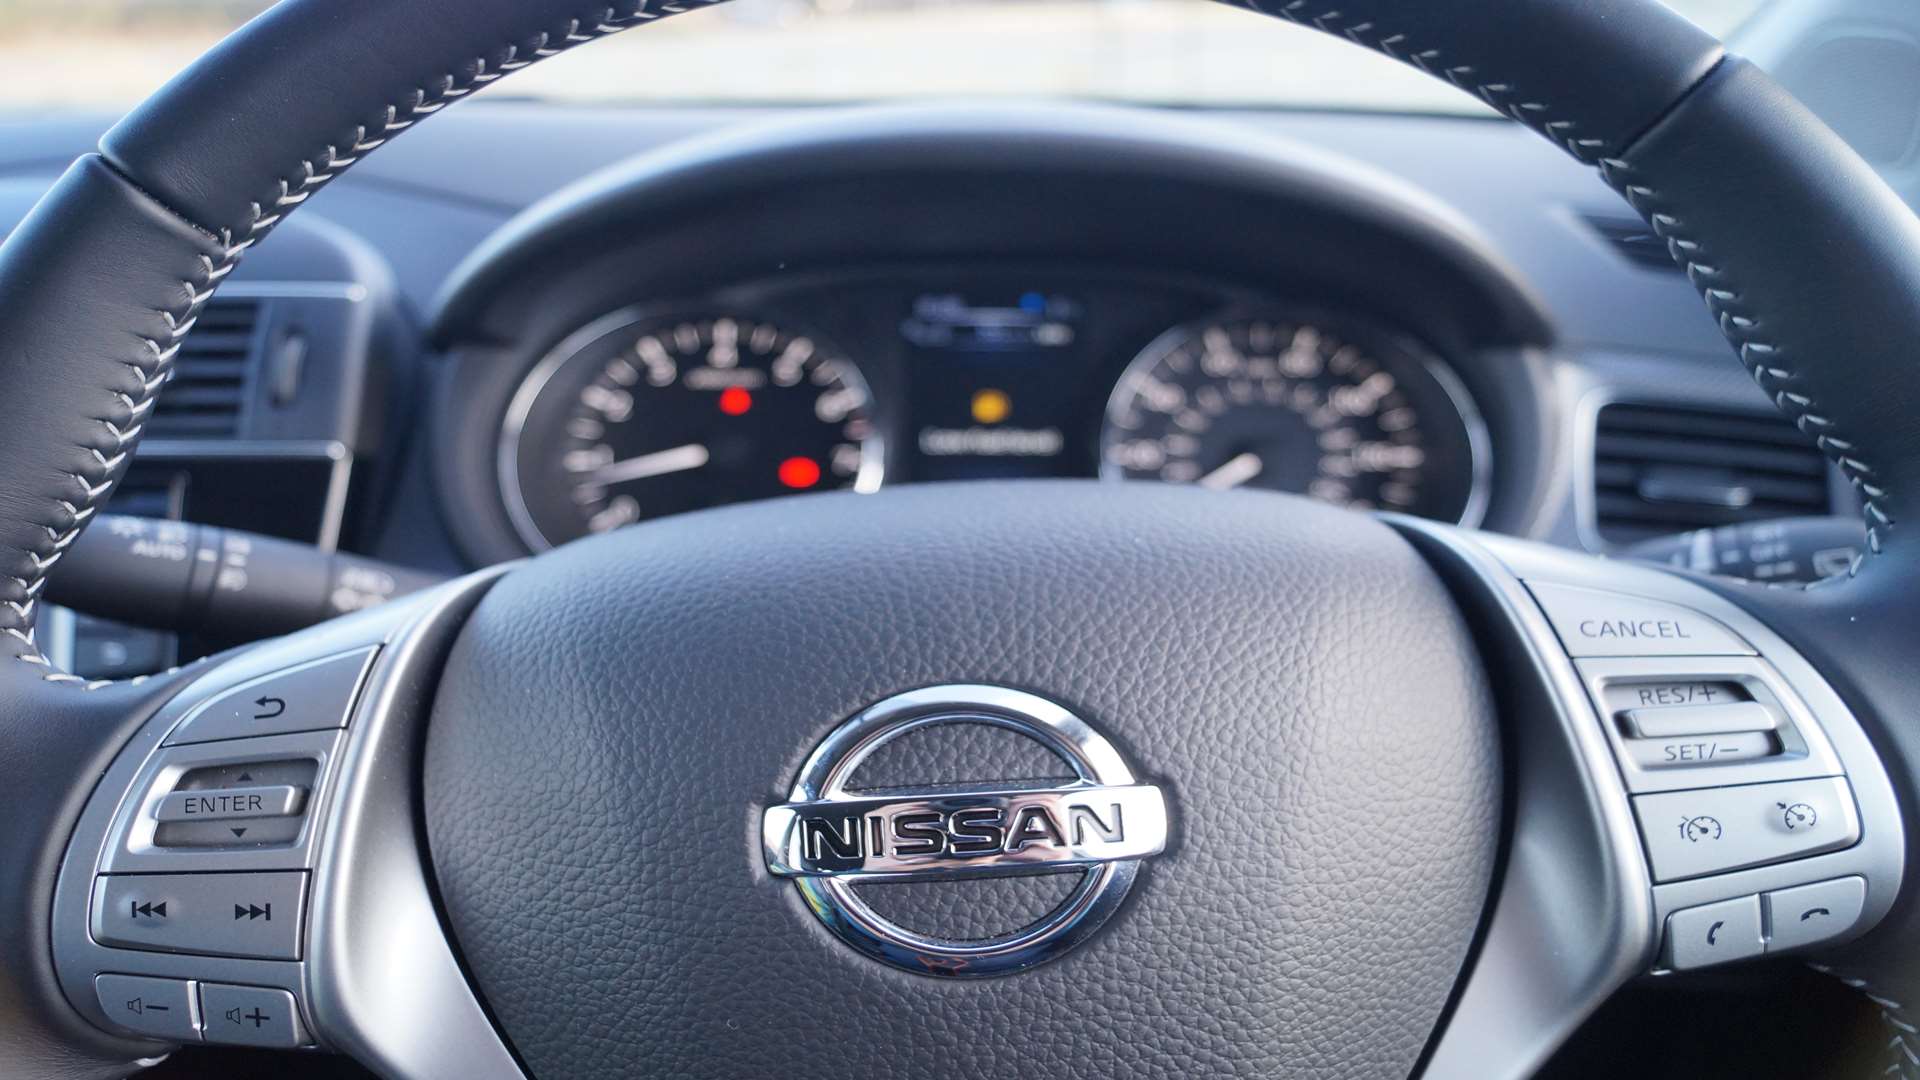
left=1624, top=700, right=1780, bottom=739
left=164, top=648, right=375, bottom=745
left=92, top=871, right=307, bottom=960
left=1632, top=777, right=1859, bottom=883
left=1624, top=731, right=1774, bottom=770
left=1526, top=582, right=1754, bottom=657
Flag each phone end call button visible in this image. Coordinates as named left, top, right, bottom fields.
left=1666, top=895, right=1763, bottom=970
left=1765, top=877, right=1867, bottom=953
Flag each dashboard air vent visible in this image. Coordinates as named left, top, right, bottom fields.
left=1591, top=402, right=1833, bottom=544
left=147, top=299, right=260, bottom=439
left=1582, top=215, right=1684, bottom=273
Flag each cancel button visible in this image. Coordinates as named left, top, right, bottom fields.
left=1526, top=582, right=1754, bottom=658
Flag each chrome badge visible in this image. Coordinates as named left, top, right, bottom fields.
left=762, top=685, right=1167, bottom=977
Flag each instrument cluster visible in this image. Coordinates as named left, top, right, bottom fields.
left=492, top=268, right=1490, bottom=551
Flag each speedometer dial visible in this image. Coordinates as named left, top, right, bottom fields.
left=1101, top=313, right=1486, bottom=524
left=501, top=308, right=884, bottom=550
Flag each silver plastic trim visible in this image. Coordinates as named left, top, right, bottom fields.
left=766, top=684, right=1166, bottom=978
left=133, top=440, right=348, bottom=460
left=304, top=566, right=521, bottom=1079
left=1391, top=518, right=1656, bottom=1080
left=125, top=439, right=353, bottom=553
left=216, top=281, right=370, bottom=302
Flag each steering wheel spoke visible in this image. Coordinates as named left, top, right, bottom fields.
left=1399, top=518, right=1908, bottom=1079
left=47, top=568, right=517, bottom=1076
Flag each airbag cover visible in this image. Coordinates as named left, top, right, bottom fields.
left=424, top=481, right=1499, bottom=1079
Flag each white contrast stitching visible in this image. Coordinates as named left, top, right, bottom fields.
left=220, top=4, right=721, bottom=259
left=3, top=4, right=727, bottom=689
left=1236, top=1, right=1612, bottom=161
left=1596, top=154, right=1889, bottom=579
left=1813, top=965, right=1920, bottom=1078
left=2, top=264, right=225, bottom=689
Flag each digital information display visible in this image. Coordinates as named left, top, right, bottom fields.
left=901, top=291, right=1087, bottom=481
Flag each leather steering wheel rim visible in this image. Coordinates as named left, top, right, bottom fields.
left=3, top=2, right=1920, bottom=1077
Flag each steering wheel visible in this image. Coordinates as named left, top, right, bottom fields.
left=3, top=2, right=1917, bottom=1078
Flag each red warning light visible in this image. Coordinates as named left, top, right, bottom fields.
left=778, top=456, right=822, bottom=490
left=718, top=387, right=753, bottom=416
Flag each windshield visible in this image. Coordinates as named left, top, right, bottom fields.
left=6, top=0, right=1762, bottom=112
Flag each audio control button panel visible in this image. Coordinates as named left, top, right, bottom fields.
left=50, top=629, right=386, bottom=1052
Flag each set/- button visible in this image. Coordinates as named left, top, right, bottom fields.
left=91, top=871, right=307, bottom=960
left=1624, top=731, right=1775, bottom=770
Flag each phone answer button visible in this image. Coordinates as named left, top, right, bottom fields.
left=1666, top=895, right=1763, bottom=970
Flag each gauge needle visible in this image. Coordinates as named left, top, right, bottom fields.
left=1198, top=452, right=1264, bottom=490
left=591, top=443, right=710, bottom=485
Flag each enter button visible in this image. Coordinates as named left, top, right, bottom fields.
left=155, top=784, right=304, bottom=823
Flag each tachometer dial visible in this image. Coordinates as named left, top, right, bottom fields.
left=1101, top=313, right=1486, bottom=523
left=501, top=309, right=883, bottom=549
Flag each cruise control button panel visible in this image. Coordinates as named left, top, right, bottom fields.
left=1455, top=540, right=1904, bottom=984
left=92, top=871, right=307, bottom=960
left=164, top=648, right=375, bottom=745
left=1633, top=777, right=1858, bottom=883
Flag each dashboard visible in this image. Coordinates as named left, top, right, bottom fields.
left=0, top=100, right=1851, bottom=658
left=0, top=71, right=1887, bottom=1077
